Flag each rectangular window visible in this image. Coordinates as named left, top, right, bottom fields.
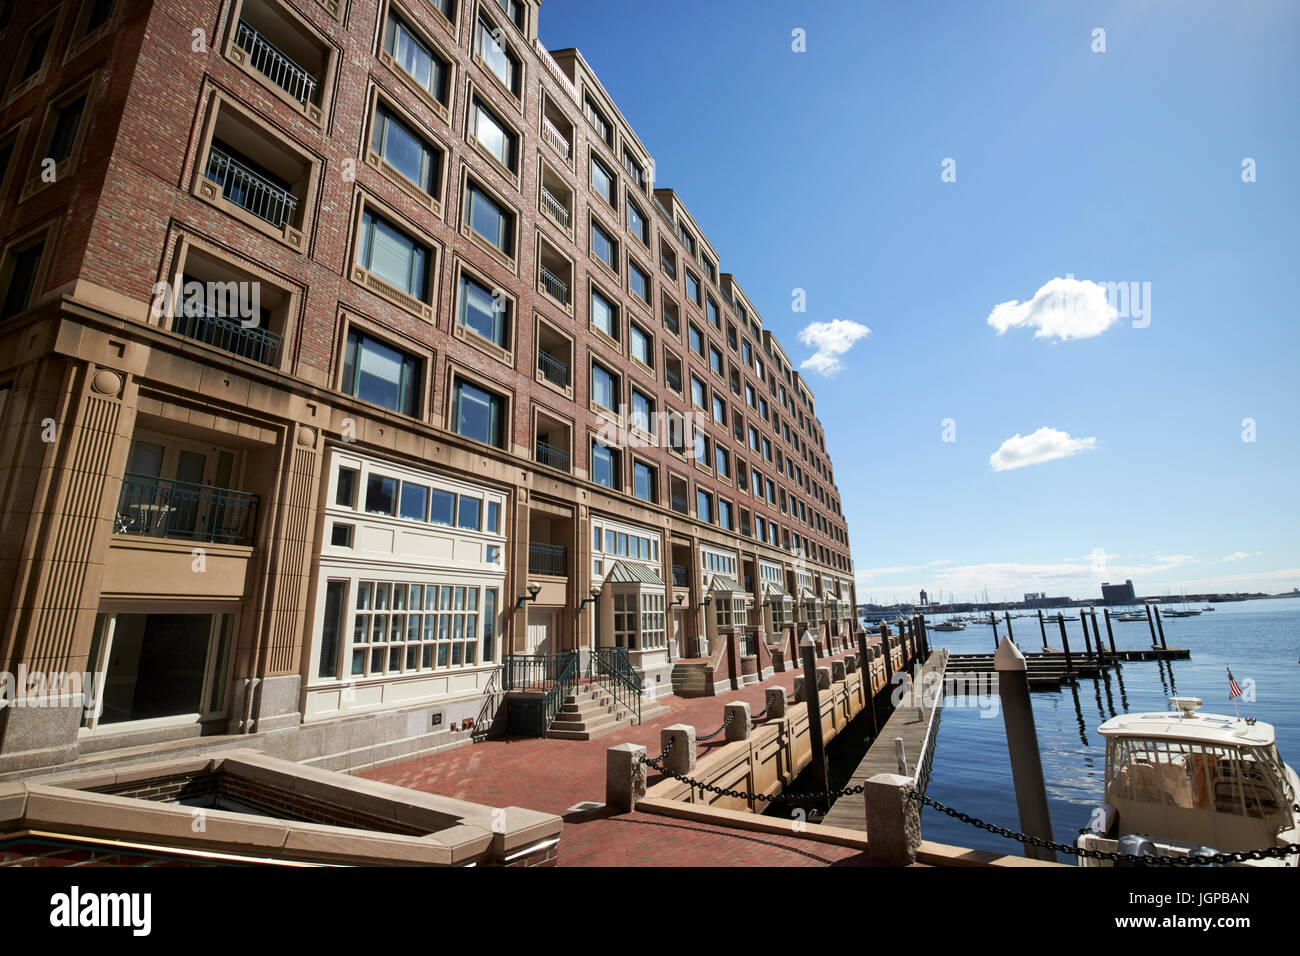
left=335, top=467, right=358, bottom=507
left=372, top=103, right=438, bottom=193
left=48, top=95, right=88, bottom=164
left=712, top=394, right=726, bottom=425
left=457, top=272, right=509, bottom=348
left=696, top=489, right=712, bottom=523
left=476, top=15, right=519, bottom=95
left=464, top=181, right=514, bottom=256
left=385, top=12, right=450, bottom=103
left=399, top=482, right=429, bottom=520
left=709, top=345, right=723, bottom=375
left=689, top=324, right=703, bottom=356
left=592, top=440, right=619, bottom=489
left=358, top=209, right=429, bottom=300
left=591, top=362, right=618, bottom=411
left=633, top=461, right=656, bottom=502
left=718, top=498, right=732, bottom=531
left=628, top=199, right=648, bottom=244
left=342, top=328, right=420, bottom=416
left=690, top=375, right=706, bottom=409
left=457, top=496, right=481, bottom=531
left=470, top=97, right=517, bottom=172
left=365, top=474, right=397, bottom=515
left=430, top=489, right=455, bottom=526
left=685, top=271, right=700, bottom=304
left=591, top=219, right=618, bottom=271
left=631, top=388, right=653, bottom=433
left=452, top=378, right=506, bottom=447
left=629, top=323, right=652, bottom=367
left=590, top=154, right=616, bottom=206
left=584, top=96, right=612, bottom=146
left=628, top=259, right=649, bottom=303
left=591, top=287, right=618, bottom=340
left=715, top=445, right=730, bottom=478
left=318, top=580, right=347, bottom=679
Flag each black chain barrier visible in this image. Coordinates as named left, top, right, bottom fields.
left=639, top=746, right=865, bottom=805
left=912, top=791, right=1300, bottom=866
left=749, top=701, right=771, bottom=724
left=696, top=711, right=735, bottom=741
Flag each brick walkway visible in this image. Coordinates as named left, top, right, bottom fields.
left=360, top=651, right=871, bottom=866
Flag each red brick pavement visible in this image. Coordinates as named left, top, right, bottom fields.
left=360, top=650, right=874, bottom=866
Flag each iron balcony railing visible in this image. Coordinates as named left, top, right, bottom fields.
left=536, top=349, right=569, bottom=388
left=528, top=541, right=567, bottom=576
left=535, top=439, right=570, bottom=472
left=660, top=253, right=676, bottom=279
left=115, top=473, right=259, bottom=545
left=662, top=310, right=679, bottom=334
left=538, top=263, right=569, bottom=303
left=205, top=145, right=299, bottom=230
left=172, top=310, right=281, bottom=367
left=670, top=495, right=688, bottom=516
left=540, top=116, right=571, bottom=159
left=671, top=563, right=690, bottom=587
left=534, top=38, right=578, bottom=103
left=235, top=20, right=319, bottom=106
left=539, top=185, right=570, bottom=229
left=665, top=368, right=682, bottom=393
left=652, top=194, right=675, bottom=227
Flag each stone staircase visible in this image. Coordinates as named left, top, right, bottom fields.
left=546, top=685, right=666, bottom=741
left=669, top=661, right=712, bottom=697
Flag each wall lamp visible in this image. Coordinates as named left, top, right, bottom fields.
left=698, top=592, right=713, bottom=611
left=515, top=582, right=541, bottom=609
left=578, top=586, right=602, bottom=613
left=672, top=594, right=686, bottom=608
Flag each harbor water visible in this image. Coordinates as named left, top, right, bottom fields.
left=913, top=597, right=1300, bottom=855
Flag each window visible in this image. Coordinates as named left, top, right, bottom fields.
left=493, top=0, right=524, bottom=29
left=709, top=345, right=723, bottom=375
left=591, top=361, right=619, bottom=411
left=591, top=219, right=618, bottom=272
left=715, top=445, right=730, bottom=478
left=469, top=96, right=516, bottom=173
left=46, top=94, right=88, bottom=165
left=591, top=286, right=618, bottom=341
left=630, top=388, right=653, bottom=434
left=457, top=272, right=509, bottom=349
left=706, top=296, right=719, bottom=328
left=633, top=461, right=657, bottom=503
left=336, top=468, right=358, bottom=507
left=358, top=208, right=430, bottom=300
left=463, top=180, right=514, bottom=257
left=476, top=14, right=520, bottom=96
left=678, top=224, right=696, bottom=256
left=661, top=297, right=680, bottom=335
left=629, top=323, right=652, bottom=367
left=383, top=12, right=450, bottom=106
left=9, top=16, right=54, bottom=93
left=690, top=375, right=706, bottom=410
left=696, top=489, right=712, bottom=523
left=592, top=440, right=620, bottom=489
left=452, top=378, right=506, bottom=447
left=689, top=324, right=703, bottom=356
left=372, top=104, right=439, bottom=194
left=685, top=271, right=700, bottom=305
left=80, top=0, right=116, bottom=36
left=718, top=498, right=732, bottom=531
left=346, top=580, right=484, bottom=677
left=628, top=198, right=648, bottom=244
left=711, top=395, right=726, bottom=425
left=702, top=257, right=717, bottom=284
left=628, top=259, right=650, bottom=304
left=584, top=96, right=613, bottom=147
left=1, top=240, right=45, bottom=319
left=342, top=328, right=420, bottom=416
left=590, top=154, right=616, bottom=207
left=694, top=431, right=710, bottom=467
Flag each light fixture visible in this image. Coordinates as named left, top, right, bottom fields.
left=579, top=585, right=602, bottom=613
left=516, top=581, right=542, bottom=609
left=698, top=592, right=713, bottom=611
left=672, top=594, right=686, bottom=607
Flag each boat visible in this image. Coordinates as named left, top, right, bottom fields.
left=1203, top=605, right=1216, bottom=612
left=1077, top=697, right=1299, bottom=867
left=1113, top=608, right=1147, bottom=622
left=933, top=621, right=966, bottom=632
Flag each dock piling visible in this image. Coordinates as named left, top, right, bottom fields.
left=1037, top=609, right=1048, bottom=650
left=1057, top=614, right=1074, bottom=673
left=800, top=636, right=830, bottom=813
left=994, top=637, right=1057, bottom=863
left=1004, top=611, right=1015, bottom=645
left=857, top=630, right=879, bottom=738
left=1154, top=606, right=1168, bottom=649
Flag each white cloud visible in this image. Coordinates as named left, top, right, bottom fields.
left=1222, top=551, right=1261, bottom=562
left=987, top=276, right=1119, bottom=341
left=989, top=426, right=1097, bottom=471
left=797, top=319, right=870, bottom=376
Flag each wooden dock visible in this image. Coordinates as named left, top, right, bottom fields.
left=944, top=645, right=1189, bottom=690
left=822, top=649, right=947, bottom=832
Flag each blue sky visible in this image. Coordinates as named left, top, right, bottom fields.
left=540, top=1, right=1300, bottom=603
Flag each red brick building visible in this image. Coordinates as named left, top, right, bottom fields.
left=0, top=0, right=857, bottom=774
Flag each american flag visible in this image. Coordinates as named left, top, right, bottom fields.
left=1227, top=667, right=1243, bottom=700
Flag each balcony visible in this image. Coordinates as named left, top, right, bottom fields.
left=539, top=263, right=569, bottom=305
left=537, top=349, right=569, bottom=389
left=172, top=310, right=282, bottom=367
left=670, top=495, right=688, bottom=516
left=205, top=144, right=299, bottom=230
left=540, top=184, right=570, bottom=230
left=660, top=252, right=676, bottom=280
left=535, top=439, right=570, bottom=472
left=115, top=474, right=259, bottom=545
left=234, top=20, right=319, bottom=106
left=541, top=115, right=571, bottom=160
left=528, top=541, right=568, bottom=577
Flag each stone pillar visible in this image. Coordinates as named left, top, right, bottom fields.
left=724, top=702, right=750, bottom=741
left=791, top=675, right=805, bottom=702
left=606, top=743, right=647, bottom=812
left=765, top=687, right=787, bottom=718
left=831, top=660, right=846, bottom=682
left=844, top=656, right=858, bottom=673
left=661, top=724, right=696, bottom=774
left=816, top=666, right=831, bottom=690
left=864, top=773, right=921, bottom=866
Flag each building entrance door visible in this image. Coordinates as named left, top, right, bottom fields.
left=526, top=609, right=553, bottom=655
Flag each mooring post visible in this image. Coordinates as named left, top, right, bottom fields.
left=1145, top=603, right=1158, bottom=647
left=918, top=614, right=930, bottom=659
left=994, top=637, right=1057, bottom=863
left=1057, top=613, right=1074, bottom=673
left=1037, top=609, right=1048, bottom=650
left=880, top=623, right=894, bottom=688
left=1079, top=610, right=1095, bottom=662
left=1154, top=605, right=1167, bottom=649
left=1101, top=608, right=1117, bottom=654
left=894, top=736, right=907, bottom=775
left=990, top=610, right=999, bottom=651
left=1004, top=611, right=1015, bottom=645
left=800, top=635, right=830, bottom=813
left=857, top=629, right=880, bottom=739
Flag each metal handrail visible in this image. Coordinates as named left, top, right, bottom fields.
left=528, top=541, right=567, bottom=576
left=172, top=310, right=281, bottom=367
left=235, top=20, right=318, bottom=105
left=537, top=349, right=569, bottom=387
left=538, top=263, right=569, bottom=303
left=540, top=652, right=580, bottom=735
left=659, top=253, right=676, bottom=279
left=589, top=646, right=641, bottom=726
left=539, top=185, right=570, bottom=228
left=540, top=115, right=571, bottom=159
left=114, top=473, right=259, bottom=545
left=204, top=145, right=299, bottom=229
left=535, top=439, right=570, bottom=471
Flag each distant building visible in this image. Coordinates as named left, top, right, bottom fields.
left=1102, top=580, right=1137, bottom=605
left=1024, top=594, right=1071, bottom=609
left=1024, top=592, right=1045, bottom=602
left=919, top=589, right=928, bottom=606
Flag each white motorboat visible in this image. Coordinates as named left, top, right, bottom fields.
left=1077, top=697, right=1299, bottom=866
left=933, top=620, right=966, bottom=632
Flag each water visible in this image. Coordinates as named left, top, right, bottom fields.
left=918, top=598, right=1300, bottom=856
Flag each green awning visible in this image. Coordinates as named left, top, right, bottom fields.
left=708, top=575, right=745, bottom=594
left=603, top=561, right=666, bottom=587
